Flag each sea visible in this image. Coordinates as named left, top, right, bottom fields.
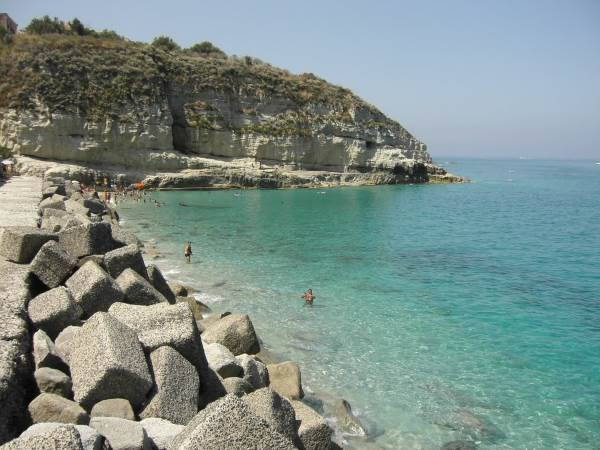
left=117, top=159, right=600, bottom=449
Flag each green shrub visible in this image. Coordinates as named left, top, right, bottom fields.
left=24, top=16, right=66, bottom=35
left=151, top=36, right=180, bottom=52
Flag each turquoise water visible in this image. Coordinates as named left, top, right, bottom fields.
left=118, top=159, right=600, bottom=449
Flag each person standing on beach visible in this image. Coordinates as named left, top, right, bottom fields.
left=302, top=289, right=315, bottom=305
left=184, top=241, right=193, bottom=263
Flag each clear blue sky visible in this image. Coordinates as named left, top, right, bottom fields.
left=4, top=0, right=600, bottom=159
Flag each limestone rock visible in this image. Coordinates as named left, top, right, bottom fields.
left=236, top=354, right=269, bottom=390
left=222, top=377, right=254, bottom=397
left=170, top=394, right=296, bottom=449
left=334, top=399, right=367, bottom=436
left=69, top=312, right=153, bottom=410
left=201, top=314, right=260, bottom=356
left=33, top=329, right=69, bottom=373
left=140, top=418, right=184, bottom=450
left=91, top=398, right=136, bottom=421
left=244, top=388, right=300, bottom=445
left=147, top=265, right=176, bottom=303
left=59, top=222, right=118, bottom=258
left=55, top=325, right=81, bottom=364
left=116, top=268, right=167, bottom=306
left=65, top=261, right=125, bottom=317
left=104, top=244, right=148, bottom=280
left=30, top=240, right=78, bottom=288
left=90, top=417, right=150, bottom=450
left=0, top=226, right=57, bottom=263
left=20, top=423, right=104, bottom=450
left=28, top=392, right=89, bottom=425
left=34, top=367, right=73, bottom=398
left=28, top=286, right=83, bottom=340
left=140, top=346, right=199, bottom=425
left=2, top=424, right=82, bottom=449
left=267, top=361, right=304, bottom=400
left=204, top=342, right=242, bottom=379
left=291, top=400, right=334, bottom=450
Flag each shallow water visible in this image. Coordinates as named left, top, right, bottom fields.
left=118, top=159, right=600, bottom=449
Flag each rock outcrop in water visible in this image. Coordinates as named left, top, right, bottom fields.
left=0, top=34, right=462, bottom=187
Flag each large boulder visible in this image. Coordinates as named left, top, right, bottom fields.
left=69, top=312, right=153, bottom=410
left=59, top=223, right=119, bottom=258
left=334, top=399, right=368, bottom=436
left=140, top=418, right=184, bottom=450
left=167, top=282, right=190, bottom=297
left=170, top=394, right=296, bottom=449
left=39, top=195, right=66, bottom=213
left=236, top=354, right=269, bottom=390
left=244, top=388, right=300, bottom=446
left=83, top=199, right=105, bottom=215
left=111, top=225, right=141, bottom=248
left=104, top=244, right=149, bottom=280
left=291, top=400, right=334, bottom=450
left=147, top=265, right=176, bottom=303
left=90, top=417, right=150, bottom=450
left=32, top=330, right=69, bottom=373
left=222, top=377, right=254, bottom=397
left=176, top=297, right=205, bottom=320
left=34, top=367, right=73, bottom=398
left=28, top=392, right=89, bottom=425
left=64, top=199, right=90, bottom=217
left=267, top=361, right=304, bottom=400
left=20, top=423, right=104, bottom=450
left=28, top=287, right=83, bottom=340
left=54, top=325, right=81, bottom=364
left=2, top=424, right=82, bottom=449
left=30, top=241, right=78, bottom=288
left=201, top=314, right=260, bottom=356
left=90, top=398, right=136, bottom=421
left=0, top=226, right=57, bottom=263
left=115, top=268, right=168, bottom=306
left=65, top=261, right=125, bottom=317
left=140, top=346, right=199, bottom=425
left=204, top=342, right=242, bottom=378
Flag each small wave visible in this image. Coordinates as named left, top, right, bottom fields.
left=193, top=292, right=224, bottom=304
left=163, top=268, right=182, bottom=275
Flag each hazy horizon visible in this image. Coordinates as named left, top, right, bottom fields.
left=5, top=0, right=599, bottom=160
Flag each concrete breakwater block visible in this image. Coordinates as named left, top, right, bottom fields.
left=90, top=398, right=135, bottom=421
left=104, top=244, right=148, bottom=280
left=69, top=312, right=153, bottom=410
left=116, top=268, right=167, bottom=306
left=201, top=313, right=261, bottom=356
left=28, top=392, right=89, bottom=425
left=0, top=226, right=57, bottom=263
left=140, top=346, right=199, bottom=425
left=30, top=241, right=78, bottom=288
left=59, top=222, right=119, bottom=258
left=204, top=342, right=242, bottom=379
left=2, top=424, right=83, bottom=449
left=65, top=260, right=125, bottom=317
left=236, top=354, right=269, bottom=390
left=32, top=329, right=69, bottom=373
left=291, top=400, right=334, bottom=450
left=28, top=286, right=83, bottom=340
left=222, top=377, right=254, bottom=397
left=244, top=388, right=300, bottom=446
left=171, top=394, right=296, bottom=449
left=38, top=195, right=66, bottom=213
left=147, top=264, right=176, bottom=303
left=20, top=423, right=103, bottom=450
left=90, top=417, right=150, bottom=450
left=267, top=361, right=304, bottom=400
left=34, top=367, right=73, bottom=398
left=140, top=418, right=184, bottom=450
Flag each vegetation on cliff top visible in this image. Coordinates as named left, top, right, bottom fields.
left=0, top=17, right=406, bottom=135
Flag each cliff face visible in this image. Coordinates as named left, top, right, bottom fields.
left=0, top=35, right=458, bottom=185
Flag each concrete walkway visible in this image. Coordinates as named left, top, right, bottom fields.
left=0, top=176, right=42, bottom=227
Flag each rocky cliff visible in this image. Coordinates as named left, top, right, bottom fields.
left=0, top=34, right=461, bottom=186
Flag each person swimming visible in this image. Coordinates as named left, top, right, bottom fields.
left=302, top=288, right=315, bottom=305
left=184, top=241, right=193, bottom=263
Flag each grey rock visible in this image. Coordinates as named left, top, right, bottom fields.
left=55, top=325, right=82, bottom=364
left=147, top=265, right=176, bottom=303
left=195, top=315, right=220, bottom=333
left=77, top=254, right=105, bottom=269
left=334, top=399, right=367, bottom=436
left=34, top=367, right=73, bottom=398
left=0, top=226, right=57, bottom=263
left=169, top=394, right=296, bottom=449
left=69, top=312, right=153, bottom=410
left=59, top=222, right=119, bottom=258
left=291, top=400, right=334, bottom=450
left=65, top=261, right=125, bottom=317
left=176, top=297, right=205, bottom=320
left=167, top=282, right=191, bottom=297
left=65, top=199, right=90, bottom=216
left=104, top=244, right=148, bottom=279
left=90, top=417, right=150, bottom=450
left=69, top=191, right=84, bottom=202
left=116, top=268, right=167, bottom=306
left=204, top=342, right=242, bottom=378
left=91, top=398, right=136, bottom=421
left=20, top=423, right=104, bottom=450
left=2, top=424, right=82, bottom=449
left=33, top=329, right=69, bottom=373
left=441, top=441, right=478, bottom=450
left=111, top=225, right=141, bottom=248
left=222, top=377, right=254, bottom=397
left=236, top=354, right=269, bottom=390
left=83, top=199, right=105, bottom=215
left=201, top=314, right=260, bottom=356
left=244, top=388, right=300, bottom=446
left=30, top=241, right=78, bottom=288
left=39, top=196, right=66, bottom=213
left=267, top=361, right=304, bottom=400
left=28, top=286, right=83, bottom=340
left=140, top=346, right=199, bottom=425
left=28, top=392, right=89, bottom=425
left=140, top=418, right=184, bottom=450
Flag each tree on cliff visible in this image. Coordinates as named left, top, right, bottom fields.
left=151, top=36, right=181, bottom=52
left=24, top=16, right=65, bottom=35
left=187, top=41, right=226, bottom=59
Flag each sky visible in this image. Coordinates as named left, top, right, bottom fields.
left=3, top=0, right=600, bottom=159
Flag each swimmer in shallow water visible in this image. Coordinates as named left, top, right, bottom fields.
left=302, top=288, right=315, bottom=305
left=184, top=241, right=193, bottom=263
